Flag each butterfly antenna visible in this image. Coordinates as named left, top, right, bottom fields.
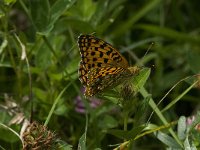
left=136, top=42, right=154, bottom=69
left=141, top=42, right=154, bottom=63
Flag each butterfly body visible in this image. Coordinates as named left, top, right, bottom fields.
left=78, top=35, right=139, bottom=97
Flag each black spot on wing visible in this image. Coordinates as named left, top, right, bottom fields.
left=91, top=51, right=95, bottom=56
left=104, top=58, right=108, bottom=63
left=97, top=63, right=102, bottom=67
left=100, top=51, right=103, bottom=58
left=93, top=58, right=97, bottom=61
left=106, top=49, right=113, bottom=55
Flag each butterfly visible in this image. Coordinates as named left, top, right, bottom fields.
left=78, top=34, right=140, bottom=97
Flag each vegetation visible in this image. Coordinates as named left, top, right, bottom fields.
left=0, top=0, right=200, bottom=149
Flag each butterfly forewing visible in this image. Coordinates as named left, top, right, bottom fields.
left=77, top=34, right=139, bottom=97
left=87, top=67, right=126, bottom=86
left=78, top=35, right=129, bottom=69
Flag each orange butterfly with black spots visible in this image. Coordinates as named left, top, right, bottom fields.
left=78, top=35, right=140, bottom=97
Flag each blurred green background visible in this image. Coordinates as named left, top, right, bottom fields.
left=0, top=0, right=200, bottom=149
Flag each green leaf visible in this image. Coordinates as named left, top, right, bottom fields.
left=112, top=0, right=162, bottom=37
left=30, top=0, right=76, bottom=35
left=30, top=0, right=51, bottom=33
left=50, top=0, right=76, bottom=22
left=33, top=87, right=47, bottom=101
left=187, top=50, right=200, bottom=74
left=90, top=0, right=109, bottom=27
left=35, top=41, right=52, bottom=69
left=184, top=138, right=198, bottom=150
left=78, top=0, right=96, bottom=21
left=0, top=124, right=21, bottom=143
left=4, top=0, right=16, bottom=5
left=57, top=140, right=73, bottom=150
left=0, top=38, right=8, bottom=54
left=99, top=115, right=118, bottom=129
left=137, top=24, right=200, bottom=43
left=107, top=125, right=146, bottom=140
left=133, top=67, right=151, bottom=91
left=48, top=0, right=76, bottom=34
left=177, top=116, right=187, bottom=140
left=64, top=18, right=95, bottom=33
left=92, top=0, right=125, bottom=33
left=97, top=4, right=124, bottom=34
left=154, top=131, right=182, bottom=148
left=78, top=132, right=87, bottom=150
left=97, top=90, right=120, bottom=104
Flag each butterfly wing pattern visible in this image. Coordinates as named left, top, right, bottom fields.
left=78, top=34, right=140, bottom=97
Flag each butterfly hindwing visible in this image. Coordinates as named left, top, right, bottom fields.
left=78, top=60, right=88, bottom=85
left=85, top=67, right=130, bottom=96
